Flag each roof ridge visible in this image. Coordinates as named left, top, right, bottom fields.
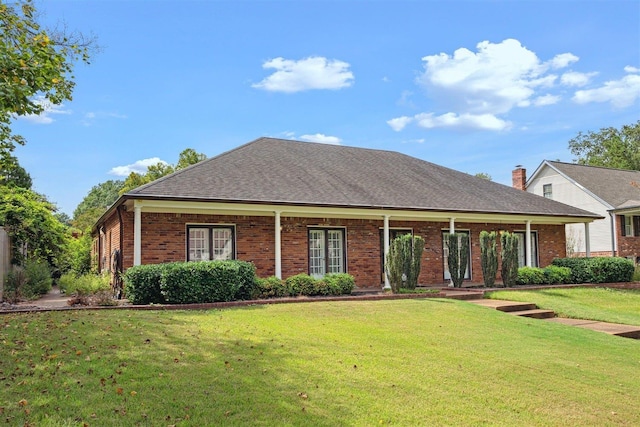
left=548, top=160, right=640, bottom=173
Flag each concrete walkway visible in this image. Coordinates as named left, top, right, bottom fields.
left=468, top=298, right=640, bottom=339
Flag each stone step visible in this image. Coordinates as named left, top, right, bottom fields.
left=470, top=299, right=537, bottom=312
left=507, top=309, right=556, bottom=319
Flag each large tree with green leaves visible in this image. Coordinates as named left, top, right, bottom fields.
left=0, top=0, right=94, bottom=168
left=120, top=148, right=207, bottom=194
left=72, top=179, right=123, bottom=230
left=568, top=121, right=640, bottom=170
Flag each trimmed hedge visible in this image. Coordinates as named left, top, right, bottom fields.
left=516, top=265, right=571, bottom=286
left=123, top=260, right=256, bottom=305
left=255, top=273, right=355, bottom=299
left=552, top=257, right=634, bottom=284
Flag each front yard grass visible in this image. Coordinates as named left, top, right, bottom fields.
left=487, top=287, right=640, bottom=326
left=1, top=299, right=639, bottom=426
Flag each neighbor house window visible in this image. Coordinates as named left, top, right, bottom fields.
left=543, top=184, right=552, bottom=199
left=624, top=216, right=633, bottom=236
left=308, top=228, right=346, bottom=278
left=187, top=225, right=235, bottom=261
left=515, top=231, right=538, bottom=267
left=442, top=230, right=471, bottom=281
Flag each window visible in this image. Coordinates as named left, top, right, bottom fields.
left=442, top=230, right=471, bottom=281
left=187, top=225, right=235, bottom=261
left=542, top=184, right=552, bottom=199
left=309, top=228, right=346, bottom=278
left=515, top=231, right=538, bottom=267
left=624, top=216, right=633, bottom=237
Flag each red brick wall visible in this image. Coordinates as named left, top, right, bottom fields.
left=100, top=211, right=568, bottom=288
left=615, top=215, right=640, bottom=261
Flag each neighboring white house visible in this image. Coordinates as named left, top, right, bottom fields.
left=517, top=161, right=640, bottom=260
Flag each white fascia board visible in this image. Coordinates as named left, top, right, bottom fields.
left=129, top=199, right=595, bottom=225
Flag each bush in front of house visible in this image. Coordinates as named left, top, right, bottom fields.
left=386, top=234, right=425, bottom=292
left=8, top=260, right=54, bottom=300
left=159, top=260, right=257, bottom=304
left=123, top=264, right=168, bottom=305
left=479, top=231, right=498, bottom=287
left=500, top=231, right=519, bottom=287
left=552, top=257, right=634, bottom=284
left=516, top=265, right=572, bottom=286
left=254, top=273, right=355, bottom=299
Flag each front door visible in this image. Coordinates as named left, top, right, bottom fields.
left=380, top=229, right=412, bottom=283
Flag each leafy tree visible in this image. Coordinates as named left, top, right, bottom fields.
left=385, top=234, right=424, bottom=292
left=474, top=172, right=492, bottom=181
left=0, top=154, right=32, bottom=188
left=0, top=185, right=67, bottom=267
left=500, top=231, right=519, bottom=287
left=568, top=121, right=640, bottom=170
left=120, top=148, right=207, bottom=194
left=446, top=233, right=469, bottom=288
left=0, top=0, right=94, bottom=169
left=479, top=231, right=498, bottom=287
left=73, top=179, right=123, bottom=222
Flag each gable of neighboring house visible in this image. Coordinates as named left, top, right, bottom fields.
left=94, top=138, right=601, bottom=288
left=525, top=160, right=640, bottom=258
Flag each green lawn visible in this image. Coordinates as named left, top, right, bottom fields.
left=1, top=299, right=639, bottom=426
left=487, top=287, right=640, bottom=326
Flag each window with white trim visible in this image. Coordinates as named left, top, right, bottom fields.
left=515, top=231, right=539, bottom=267
left=309, top=228, right=346, bottom=278
left=542, top=184, right=552, bottom=199
left=187, top=225, right=235, bottom=261
left=624, top=215, right=633, bottom=237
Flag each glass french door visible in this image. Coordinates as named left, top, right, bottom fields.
left=309, top=229, right=345, bottom=278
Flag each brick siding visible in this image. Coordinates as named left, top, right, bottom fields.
left=94, top=211, right=568, bottom=288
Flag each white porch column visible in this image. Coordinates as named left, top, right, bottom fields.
left=584, top=222, right=591, bottom=257
left=133, top=205, right=142, bottom=266
left=525, top=220, right=532, bottom=267
left=383, top=215, right=391, bottom=290
left=449, top=217, right=455, bottom=234
left=275, top=211, right=282, bottom=279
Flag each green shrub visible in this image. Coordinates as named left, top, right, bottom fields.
left=552, top=257, right=634, bottom=284
left=552, top=257, right=591, bottom=283
left=479, top=231, right=498, bottom=287
left=634, top=265, right=640, bottom=282
left=123, top=264, right=167, bottom=305
left=254, top=276, right=288, bottom=299
left=22, top=260, right=52, bottom=299
left=386, top=234, right=425, bottom=292
left=589, top=257, right=634, bottom=283
left=517, top=267, right=546, bottom=285
left=447, top=233, right=469, bottom=288
left=59, top=272, right=110, bottom=296
left=500, top=232, right=519, bottom=287
left=285, top=273, right=317, bottom=296
left=3, top=268, right=26, bottom=303
left=160, top=260, right=256, bottom=304
left=543, top=265, right=571, bottom=284
left=323, top=273, right=355, bottom=295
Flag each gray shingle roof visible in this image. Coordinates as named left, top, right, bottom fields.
left=126, top=138, right=599, bottom=218
left=547, top=161, right=640, bottom=209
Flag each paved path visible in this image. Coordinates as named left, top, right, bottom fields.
left=468, top=298, right=640, bottom=339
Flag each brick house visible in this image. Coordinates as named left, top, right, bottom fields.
left=520, top=161, right=640, bottom=261
left=92, top=138, right=600, bottom=289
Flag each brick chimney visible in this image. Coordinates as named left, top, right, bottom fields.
left=512, top=165, right=526, bottom=190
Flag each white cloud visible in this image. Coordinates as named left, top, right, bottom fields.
left=82, top=111, right=128, bottom=126
left=252, top=56, right=354, bottom=93
left=624, top=66, right=640, bottom=73
left=19, top=96, right=70, bottom=124
left=548, top=53, right=579, bottom=69
left=573, top=73, right=640, bottom=108
left=533, top=94, right=561, bottom=106
left=299, top=133, right=342, bottom=144
left=387, top=116, right=413, bottom=131
left=109, top=157, right=168, bottom=176
left=414, top=112, right=511, bottom=131
left=561, top=71, right=598, bottom=87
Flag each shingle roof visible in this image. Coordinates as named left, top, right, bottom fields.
left=546, top=161, right=640, bottom=209
left=126, top=137, right=599, bottom=218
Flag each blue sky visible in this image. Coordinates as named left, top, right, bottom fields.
left=11, top=0, right=640, bottom=216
